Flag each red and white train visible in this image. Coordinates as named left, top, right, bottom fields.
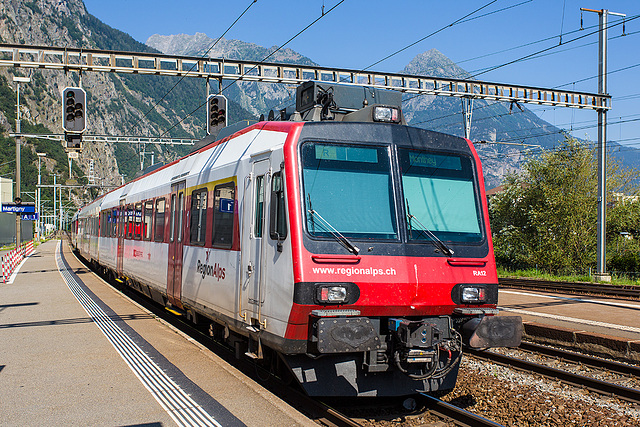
left=71, top=81, right=521, bottom=397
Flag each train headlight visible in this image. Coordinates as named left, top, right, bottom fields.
left=372, top=106, right=400, bottom=123
left=317, top=285, right=348, bottom=304
left=461, top=286, right=487, bottom=304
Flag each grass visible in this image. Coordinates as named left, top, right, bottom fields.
left=497, top=266, right=640, bottom=286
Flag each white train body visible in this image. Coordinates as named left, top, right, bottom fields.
left=72, top=82, right=522, bottom=397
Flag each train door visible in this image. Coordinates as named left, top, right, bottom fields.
left=116, top=199, right=125, bottom=275
left=167, top=181, right=186, bottom=308
left=241, top=159, right=270, bottom=326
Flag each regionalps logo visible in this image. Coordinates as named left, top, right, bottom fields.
left=196, top=259, right=226, bottom=281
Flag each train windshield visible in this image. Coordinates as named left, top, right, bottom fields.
left=302, top=143, right=398, bottom=240
left=399, top=149, right=483, bottom=243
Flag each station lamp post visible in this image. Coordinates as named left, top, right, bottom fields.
left=13, top=76, right=30, bottom=246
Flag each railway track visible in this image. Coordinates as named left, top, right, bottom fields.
left=469, top=342, right=640, bottom=404
left=419, top=394, right=505, bottom=427
left=499, top=277, right=640, bottom=299
left=72, top=244, right=508, bottom=427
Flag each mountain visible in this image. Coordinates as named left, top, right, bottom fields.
left=146, top=33, right=318, bottom=118
left=0, top=0, right=256, bottom=198
left=145, top=35, right=574, bottom=188
left=0, top=0, right=635, bottom=211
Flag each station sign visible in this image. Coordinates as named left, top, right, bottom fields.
left=21, top=213, right=38, bottom=221
left=219, top=199, right=234, bottom=213
left=1, top=203, right=36, bottom=213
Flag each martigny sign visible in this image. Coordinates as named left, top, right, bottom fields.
left=1, top=203, right=36, bottom=214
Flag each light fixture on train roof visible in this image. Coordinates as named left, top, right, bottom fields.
left=372, top=106, right=401, bottom=123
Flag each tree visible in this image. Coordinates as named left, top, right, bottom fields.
left=489, top=137, right=638, bottom=275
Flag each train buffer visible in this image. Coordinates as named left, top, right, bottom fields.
left=0, top=239, right=315, bottom=426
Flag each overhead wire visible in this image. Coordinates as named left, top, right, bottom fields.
left=468, top=14, right=640, bottom=79
left=159, top=0, right=345, bottom=137
left=128, top=0, right=259, bottom=135
left=268, top=0, right=528, bottom=115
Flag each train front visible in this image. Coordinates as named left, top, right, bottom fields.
left=281, top=82, right=522, bottom=397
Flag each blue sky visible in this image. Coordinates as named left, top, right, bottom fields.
left=82, top=0, right=640, bottom=149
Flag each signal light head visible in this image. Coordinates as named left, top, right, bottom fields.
left=206, top=94, right=227, bottom=136
left=62, top=87, right=86, bottom=133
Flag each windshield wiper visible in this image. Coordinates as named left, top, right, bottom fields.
left=307, top=196, right=360, bottom=255
left=406, top=199, right=454, bottom=257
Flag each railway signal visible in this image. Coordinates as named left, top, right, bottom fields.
left=62, top=87, right=86, bottom=133
left=65, top=133, right=82, bottom=151
left=206, top=94, right=227, bottom=136
left=62, top=87, right=86, bottom=151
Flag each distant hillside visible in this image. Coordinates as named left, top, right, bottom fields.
left=146, top=33, right=318, bottom=117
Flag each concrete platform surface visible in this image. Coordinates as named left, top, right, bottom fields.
left=498, top=288, right=640, bottom=341
left=0, top=240, right=315, bottom=427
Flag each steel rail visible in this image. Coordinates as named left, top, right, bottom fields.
left=519, top=342, right=640, bottom=378
left=469, top=349, right=640, bottom=404
left=0, top=42, right=610, bottom=111
left=419, top=393, right=505, bottom=427
left=499, top=277, right=640, bottom=299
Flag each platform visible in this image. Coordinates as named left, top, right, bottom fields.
left=0, top=240, right=315, bottom=426
left=498, top=288, right=640, bottom=361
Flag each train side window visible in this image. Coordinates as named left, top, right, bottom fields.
left=269, top=171, right=287, bottom=242
left=154, top=198, right=166, bottom=242
left=111, top=208, right=120, bottom=237
left=101, top=211, right=106, bottom=237
left=134, top=203, right=143, bottom=240
left=190, top=188, right=208, bottom=246
left=127, top=205, right=134, bottom=239
left=212, top=182, right=235, bottom=249
left=143, top=201, right=153, bottom=241
left=125, top=206, right=130, bottom=239
left=254, top=176, right=265, bottom=238
left=170, top=194, right=176, bottom=243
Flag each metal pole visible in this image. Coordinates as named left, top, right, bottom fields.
left=37, top=156, right=41, bottom=240
left=596, top=10, right=608, bottom=277
left=53, top=174, right=57, bottom=231
left=59, top=182, right=63, bottom=231
left=581, top=8, right=624, bottom=280
left=15, top=82, right=21, bottom=246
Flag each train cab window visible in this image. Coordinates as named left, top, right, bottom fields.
left=212, top=182, right=235, bottom=249
left=143, top=201, right=153, bottom=241
left=254, top=176, right=265, bottom=238
left=154, top=198, right=166, bottom=242
left=301, top=142, right=397, bottom=240
left=269, top=171, right=287, bottom=241
left=190, top=188, right=208, bottom=246
left=399, top=149, right=482, bottom=243
left=134, top=203, right=143, bottom=240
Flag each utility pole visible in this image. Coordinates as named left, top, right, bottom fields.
left=13, top=76, right=30, bottom=246
left=53, top=174, right=57, bottom=231
left=581, top=8, right=625, bottom=281
left=36, top=152, right=46, bottom=240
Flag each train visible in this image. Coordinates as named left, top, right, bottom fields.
left=71, top=81, right=522, bottom=397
